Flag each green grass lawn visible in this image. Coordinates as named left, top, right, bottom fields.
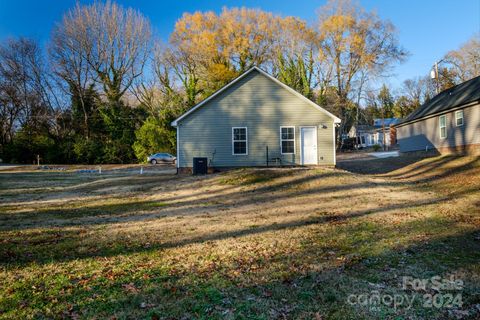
left=0, top=156, right=479, bottom=319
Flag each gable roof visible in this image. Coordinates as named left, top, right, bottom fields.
left=396, top=75, right=480, bottom=127
left=373, top=118, right=400, bottom=128
left=171, top=66, right=341, bottom=126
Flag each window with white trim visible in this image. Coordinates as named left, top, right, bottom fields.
left=455, top=110, right=464, bottom=127
left=439, top=115, right=447, bottom=139
left=232, top=127, right=247, bottom=155
left=280, top=127, right=295, bottom=154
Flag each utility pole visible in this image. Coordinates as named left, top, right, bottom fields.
left=431, top=59, right=445, bottom=94
left=382, top=108, right=386, bottom=151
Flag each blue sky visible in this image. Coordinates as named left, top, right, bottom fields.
left=0, top=0, right=479, bottom=87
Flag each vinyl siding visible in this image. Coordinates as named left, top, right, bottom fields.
left=177, top=70, right=336, bottom=167
left=397, top=103, right=480, bottom=152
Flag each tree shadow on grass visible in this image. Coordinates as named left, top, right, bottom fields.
left=1, top=179, right=478, bottom=268
left=1, top=155, right=478, bottom=233
left=6, top=155, right=475, bottom=233
left=2, top=159, right=479, bottom=318
left=410, top=156, right=480, bottom=183
left=32, top=218, right=480, bottom=320
left=0, top=171, right=340, bottom=231
left=0, top=172, right=180, bottom=202
left=336, top=155, right=431, bottom=175
left=336, top=154, right=474, bottom=178
left=338, top=155, right=480, bottom=188
left=384, top=155, right=458, bottom=179
left=2, top=156, right=479, bottom=279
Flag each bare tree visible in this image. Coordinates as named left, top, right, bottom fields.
left=401, top=76, right=435, bottom=107
left=160, top=44, right=203, bottom=108
left=0, top=79, right=22, bottom=146
left=0, top=38, right=56, bottom=146
left=50, top=13, right=97, bottom=138
left=53, top=1, right=152, bottom=105
left=444, top=33, right=480, bottom=83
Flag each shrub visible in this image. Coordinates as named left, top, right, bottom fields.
left=7, top=128, right=57, bottom=163
left=73, top=138, right=104, bottom=164
left=133, top=116, right=176, bottom=163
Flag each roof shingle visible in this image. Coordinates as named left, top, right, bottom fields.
left=397, top=75, right=480, bottom=125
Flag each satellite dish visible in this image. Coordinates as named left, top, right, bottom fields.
left=430, top=69, right=436, bottom=79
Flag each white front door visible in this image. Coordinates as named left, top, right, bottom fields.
left=301, top=127, right=317, bottom=165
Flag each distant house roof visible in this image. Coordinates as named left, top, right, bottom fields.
left=396, top=75, right=480, bottom=127
left=349, top=119, right=399, bottom=136
left=373, top=118, right=400, bottom=128
left=356, top=124, right=375, bottom=131
left=171, top=66, right=341, bottom=126
left=348, top=124, right=374, bottom=137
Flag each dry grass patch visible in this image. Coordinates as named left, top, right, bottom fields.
left=0, top=156, right=479, bottom=319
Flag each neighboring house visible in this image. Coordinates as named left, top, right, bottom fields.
left=372, top=118, right=399, bottom=148
left=348, top=124, right=375, bottom=147
left=348, top=118, right=400, bottom=148
left=171, top=67, right=341, bottom=172
left=396, top=76, right=480, bottom=154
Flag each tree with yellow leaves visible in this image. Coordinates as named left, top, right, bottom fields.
left=157, top=2, right=407, bottom=139
left=317, top=0, right=406, bottom=137
left=167, top=7, right=320, bottom=106
left=273, top=17, right=318, bottom=99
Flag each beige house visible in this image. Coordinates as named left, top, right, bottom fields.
left=171, top=67, right=341, bottom=171
left=396, top=76, right=480, bottom=154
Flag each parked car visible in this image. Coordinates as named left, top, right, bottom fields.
left=340, top=137, right=357, bottom=151
left=147, top=153, right=176, bottom=164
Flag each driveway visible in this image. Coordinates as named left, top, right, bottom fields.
left=368, top=151, right=399, bottom=158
